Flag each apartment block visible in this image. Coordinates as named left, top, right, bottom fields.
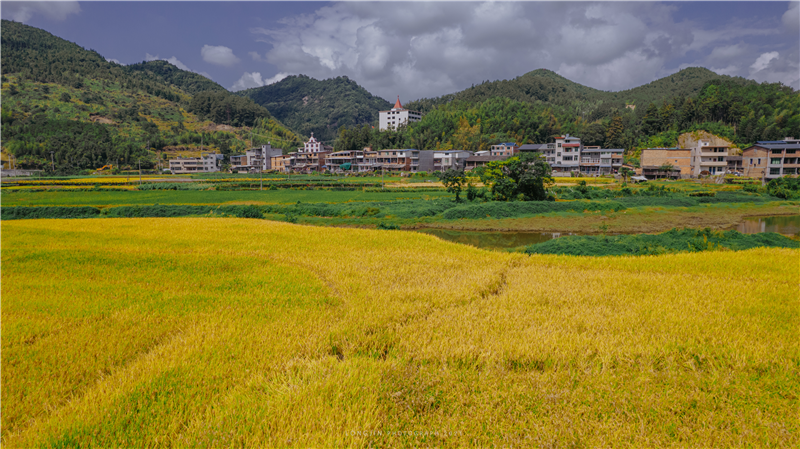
left=169, top=152, right=223, bottom=174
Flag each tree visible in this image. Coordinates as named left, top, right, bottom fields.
left=658, top=163, right=675, bottom=179
left=619, top=166, right=634, bottom=183
left=480, top=152, right=553, bottom=201
left=437, top=168, right=468, bottom=202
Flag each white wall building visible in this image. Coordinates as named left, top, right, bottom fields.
left=552, top=134, right=582, bottom=171
left=169, top=152, right=223, bottom=174
left=379, top=97, right=422, bottom=131
left=690, top=139, right=729, bottom=176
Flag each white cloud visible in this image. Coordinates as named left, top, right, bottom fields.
left=106, top=58, right=121, bottom=65
left=750, top=52, right=779, bottom=73
left=248, top=51, right=264, bottom=62
left=3, top=1, right=80, bottom=23
left=231, top=71, right=289, bottom=91
left=201, top=45, right=240, bottom=67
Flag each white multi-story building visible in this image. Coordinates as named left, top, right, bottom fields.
left=379, top=97, right=422, bottom=131
left=230, top=144, right=284, bottom=172
left=433, top=150, right=472, bottom=171
left=489, top=143, right=518, bottom=157
left=169, top=152, right=223, bottom=174
left=552, top=134, right=582, bottom=171
left=690, top=139, right=729, bottom=176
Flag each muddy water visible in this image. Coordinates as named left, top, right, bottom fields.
left=415, top=215, right=800, bottom=249
left=733, top=215, right=800, bottom=237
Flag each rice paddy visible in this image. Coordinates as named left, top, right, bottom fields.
left=2, top=218, right=797, bottom=447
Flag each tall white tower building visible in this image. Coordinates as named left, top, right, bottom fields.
left=379, top=96, right=422, bottom=131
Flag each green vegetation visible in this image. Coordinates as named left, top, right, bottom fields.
left=1, top=20, right=301, bottom=174
left=238, top=74, right=392, bottom=143
left=523, top=228, right=799, bottom=256
left=478, top=152, right=553, bottom=201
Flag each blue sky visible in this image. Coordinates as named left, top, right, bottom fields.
left=3, top=1, right=798, bottom=102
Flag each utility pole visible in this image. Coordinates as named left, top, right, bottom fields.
left=50, top=151, right=55, bottom=173
left=138, top=159, right=142, bottom=185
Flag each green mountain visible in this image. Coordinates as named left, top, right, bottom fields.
left=1, top=20, right=302, bottom=173
left=237, top=74, right=392, bottom=143
left=405, top=67, right=750, bottom=117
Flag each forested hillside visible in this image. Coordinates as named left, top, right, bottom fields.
left=1, top=20, right=302, bottom=173
left=336, top=78, right=800, bottom=165
left=237, top=75, right=392, bottom=143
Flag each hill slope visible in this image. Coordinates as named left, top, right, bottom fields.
left=237, top=75, right=392, bottom=143
left=1, top=20, right=303, bottom=173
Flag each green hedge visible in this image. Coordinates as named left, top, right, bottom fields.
left=524, top=228, right=799, bottom=256
left=440, top=200, right=624, bottom=220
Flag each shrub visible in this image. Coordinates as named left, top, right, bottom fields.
left=524, top=228, right=799, bottom=256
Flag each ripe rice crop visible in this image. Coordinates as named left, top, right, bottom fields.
left=1, top=218, right=797, bottom=447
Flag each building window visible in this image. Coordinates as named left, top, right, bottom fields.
left=771, top=158, right=782, bottom=165
left=770, top=168, right=781, bottom=175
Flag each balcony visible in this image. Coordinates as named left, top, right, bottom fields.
left=700, top=150, right=728, bottom=157
left=699, top=160, right=727, bottom=167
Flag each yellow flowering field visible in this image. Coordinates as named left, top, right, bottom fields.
left=2, top=218, right=797, bottom=447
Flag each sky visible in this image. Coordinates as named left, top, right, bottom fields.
left=3, top=1, right=798, bottom=102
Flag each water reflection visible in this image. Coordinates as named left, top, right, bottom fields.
left=734, top=215, right=800, bottom=237
left=415, top=228, right=572, bottom=249
left=417, top=215, right=800, bottom=250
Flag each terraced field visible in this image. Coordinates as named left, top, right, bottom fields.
left=2, top=218, right=797, bottom=447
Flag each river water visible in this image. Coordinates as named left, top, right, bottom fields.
left=415, top=215, right=800, bottom=250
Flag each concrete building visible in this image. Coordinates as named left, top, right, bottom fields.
left=690, top=138, right=729, bottom=176
left=374, top=149, right=428, bottom=172
left=464, top=155, right=510, bottom=171
left=169, top=152, right=223, bottom=174
left=285, top=134, right=333, bottom=173
left=579, top=147, right=624, bottom=175
left=727, top=156, right=743, bottom=174
left=325, top=150, right=365, bottom=172
left=433, top=150, right=473, bottom=171
left=640, top=147, right=692, bottom=179
left=489, top=143, right=518, bottom=157
left=551, top=134, right=582, bottom=172
left=271, top=154, right=291, bottom=173
left=742, top=138, right=800, bottom=179
left=379, top=97, right=422, bottom=131
left=230, top=144, right=284, bottom=173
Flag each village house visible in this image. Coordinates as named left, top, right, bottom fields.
left=285, top=134, right=333, bottom=173
left=464, top=155, right=510, bottom=171
left=230, top=144, right=283, bottom=173
left=374, top=149, right=433, bottom=172
left=580, top=147, right=624, bottom=175
left=169, top=152, right=223, bottom=174
left=551, top=134, right=582, bottom=172
left=741, top=138, right=800, bottom=180
left=325, top=149, right=365, bottom=172
left=489, top=143, right=518, bottom=157
left=640, top=147, right=692, bottom=179
left=690, top=138, right=729, bottom=177
left=379, top=97, right=422, bottom=131
left=433, top=150, right=473, bottom=171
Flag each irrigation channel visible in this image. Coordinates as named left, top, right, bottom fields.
left=415, top=215, right=800, bottom=250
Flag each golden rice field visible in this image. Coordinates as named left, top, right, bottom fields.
left=2, top=218, right=797, bottom=447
